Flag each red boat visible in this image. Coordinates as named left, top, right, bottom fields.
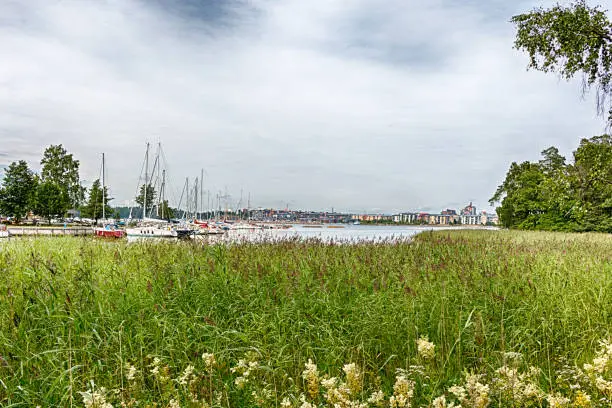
left=94, top=226, right=125, bottom=238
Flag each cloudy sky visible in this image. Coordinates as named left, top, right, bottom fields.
left=0, top=0, right=609, bottom=213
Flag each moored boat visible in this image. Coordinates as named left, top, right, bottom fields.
left=94, top=224, right=125, bottom=238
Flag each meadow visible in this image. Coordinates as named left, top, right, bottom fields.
left=0, top=230, right=610, bottom=407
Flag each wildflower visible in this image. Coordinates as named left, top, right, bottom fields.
left=343, top=363, right=362, bottom=395
left=389, top=375, right=414, bottom=408
left=583, top=339, right=612, bottom=374
left=448, top=385, right=467, bottom=402
left=149, top=357, right=170, bottom=383
left=432, top=395, right=459, bottom=408
left=464, top=374, right=490, bottom=408
left=79, top=385, right=113, bottom=408
left=235, top=376, right=247, bottom=389
left=367, top=390, right=385, bottom=407
left=546, top=394, right=571, bottom=408
left=302, top=359, right=319, bottom=400
left=416, top=336, right=435, bottom=360
left=299, top=394, right=316, bottom=408
left=177, top=365, right=195, bottom=386
left=450, top=374, right=489, bottom=408
left=501, top=352, right=523, bottom=365
left=168, top=399, right=180, bottom=408
left=125, top=364, right=137, bottom=382
left=280, top=397, right=293, bottom=408
left=202, top=352, right=216, bottom=373
left=572, top=391, right=591, bottom=407
left=321, top=377, right=339, bottom=390
left=595, top=376, right=612, bottom=395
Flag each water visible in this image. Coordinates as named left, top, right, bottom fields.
left=190, top=224, right=499, bottom=244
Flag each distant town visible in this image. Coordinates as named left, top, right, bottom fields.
left=128, top=201, right=497, bottom=226
left=245, top=201, right=498, bottom=226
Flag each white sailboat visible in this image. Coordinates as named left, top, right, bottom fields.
left=126, top=143, right=192, bottom=239
left=93, top=153, right=125, bottom=238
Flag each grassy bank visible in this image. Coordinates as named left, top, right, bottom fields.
left=0, top=231, right=610, bottom=407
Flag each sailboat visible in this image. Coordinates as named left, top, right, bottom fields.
left=126, top=143, right=193, bottom=239
left=93, top=153, right=125, bottom=238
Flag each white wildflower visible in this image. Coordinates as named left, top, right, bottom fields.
left=177, top=365, right=195, bottom=386
left=367, top=390, right=385, bottom=406
left=416, top=336, right=436, bottom=360
left=302, top=359, right=319, bottom=400
left=202, top=352, right=216, bottom=372
left=546, top=394, right=570, bottom=408
left=343, top=363, right=362, bottom=395
left=125, top=364, right=137, bottom=382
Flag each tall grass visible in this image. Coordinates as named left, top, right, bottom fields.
left=0, top=230, right=610, bottom=406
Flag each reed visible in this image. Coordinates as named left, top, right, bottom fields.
left=0, top=230, right=610, bottom=406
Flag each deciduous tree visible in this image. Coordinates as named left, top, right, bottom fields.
left=0, top=161, right=38, bottom=222
left=512, top=1, right=612, bottom=124
left=135, top=184, right=156, bottom=216
left=81, top=179, right=113, bottom=224
left=33, top=181, right=68, bottom=224
left=40, top=144, right=84, bottom=210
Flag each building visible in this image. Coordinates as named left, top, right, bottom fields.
left=460, top=214, right=481, bottom=225
left=461, top=202, right=477, bottom=216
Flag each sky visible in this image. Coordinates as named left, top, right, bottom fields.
left=0, top=0, right=609, bottom=214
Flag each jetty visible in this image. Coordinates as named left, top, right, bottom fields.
left=7, top=227, right=93, bottom=237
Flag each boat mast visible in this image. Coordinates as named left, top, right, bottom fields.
left=186, top=177, right=190, bottom=219
left=161, top=169, right=166, bottom=220
left=194, top=177, right=198, bottom=221
left=156, top=143, right=161, bottom=217
left=200, top=169, right=203, bottom=220
left=144, top=142, right=149, bottom=219
left=102, top=152, right=106, bottom=221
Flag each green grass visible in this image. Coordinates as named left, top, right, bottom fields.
left=0, top=230, right=610, bottom=407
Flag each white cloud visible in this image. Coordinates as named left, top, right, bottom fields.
left=0, top=0, right=607, bottom=213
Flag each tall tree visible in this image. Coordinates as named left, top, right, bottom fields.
left=571, top=134, right=612, bottom=230
left=40, top=145, right=84, bottom=210
left=0, top=161, right=38, bottom=222
left=491, top=136, right=612, bottom=232
left=512, top=1, right=612, bottom=124
left=135, top=184, right=156, bottom=216
left=490, top=161, right=547, bottom=229
left=159, top=200, right=175, bottom=220
left=33, top=181, right=68, bottom=224
left=81, top=179, right=113, bottom=224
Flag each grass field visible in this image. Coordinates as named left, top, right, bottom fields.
left=0, top=230, right=610, bottom=407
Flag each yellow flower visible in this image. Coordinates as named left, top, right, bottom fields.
left=572, top=391, right=591, bottom=407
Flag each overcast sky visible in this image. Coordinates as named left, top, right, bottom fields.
left=0, top=0, right=609, bottom=213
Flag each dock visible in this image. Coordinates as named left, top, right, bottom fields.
left=7, top=227, right=94, bottom=236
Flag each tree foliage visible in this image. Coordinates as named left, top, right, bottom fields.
left=0, top=161, right=38, bottom=222
left=490, top=135, right=612, bottom=232
left=81, top=179, right=113, bottom=223
left=41, top=144, right=84, bottom=209
left=512, top=0, right=612, bottom=123
left=135, top=184, right=157, bottom=216
left=33, top=181, right=68, bottom=224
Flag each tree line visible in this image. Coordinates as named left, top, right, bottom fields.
left=0, top=145, right=112, bottom=224
left=490, top=135, right=612, bottom=232
left=0, top=145, right=176, bottom=224
left=488, top=1, right=612, bottom=232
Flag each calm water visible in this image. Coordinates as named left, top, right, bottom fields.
left=191, top=224, right=498, bottom=244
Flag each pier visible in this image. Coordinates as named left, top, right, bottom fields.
left=7, top=227, right=94, bottom=237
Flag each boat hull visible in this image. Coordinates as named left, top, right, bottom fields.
left=94, top=228, right=125, bottom=238
left=126, top=227, right=177, bottom=238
